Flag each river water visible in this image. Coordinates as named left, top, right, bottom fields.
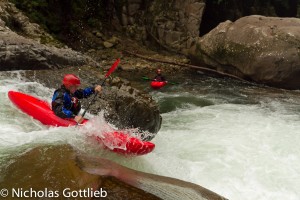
left=1, top=71, right=300, bottom=200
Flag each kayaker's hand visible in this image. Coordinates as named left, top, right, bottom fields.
left=94, top=85, right=102, bottom=94
left=74, top=115, right=84, bottom=124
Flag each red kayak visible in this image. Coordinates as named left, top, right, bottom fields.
left=8, top=91, right=155, bottom=156
left=150, top=81, right=167, bottom=89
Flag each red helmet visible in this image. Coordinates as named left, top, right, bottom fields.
left=62, top=74, right=81, bottom=87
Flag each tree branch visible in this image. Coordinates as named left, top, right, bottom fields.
left=122, top=50, right=248, bottom=82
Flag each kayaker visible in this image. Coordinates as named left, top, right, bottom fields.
left=51, top=74, right=102, bottom=123
left=153, top=69, right=167, bottom=82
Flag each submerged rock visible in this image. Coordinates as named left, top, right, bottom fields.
left=0, top=145, right=161, bottom=200
left=77, top=153, right=228, bottom=200
left=0, top=144, right=227, bottom=200
left=190, top=15, right=300, bottom=89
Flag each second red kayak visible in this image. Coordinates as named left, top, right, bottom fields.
left=8, top=91, right=155, bottom=156
left=150, top=81, right=167, bottom=89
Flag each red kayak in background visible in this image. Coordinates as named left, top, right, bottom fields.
left=8, top=91, right=155, bottom=156
left=151, top=81, right=167, bottom=89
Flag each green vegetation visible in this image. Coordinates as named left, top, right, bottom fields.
left=10, top=0, right=108, bottom=34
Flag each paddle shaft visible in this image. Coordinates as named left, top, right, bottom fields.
left=81, top=79, right=106, bottom=118
left=81, top=58, right=120, bottom=119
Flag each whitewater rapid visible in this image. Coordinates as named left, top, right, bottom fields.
left=1, top=72, right=300, bottom=200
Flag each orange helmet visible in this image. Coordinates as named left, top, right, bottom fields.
left=62, top=74, right=80, bottom=87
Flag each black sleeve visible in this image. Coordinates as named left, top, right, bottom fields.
left=52, top=91, right=74, bottom=118
left=74, top=86, right=95, bottom=99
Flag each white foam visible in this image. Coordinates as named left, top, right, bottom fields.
left=0, top=73, right=87, bottom=156
left=1, top=72, right=300, bottom=199
left=145, top=101, right=300, bottom=200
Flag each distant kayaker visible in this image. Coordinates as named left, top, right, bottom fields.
left=153, top=69, right=167, bottom=82
left=52, top=74, right=102, bottom=123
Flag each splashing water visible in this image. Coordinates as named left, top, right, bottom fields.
left=0, top=74, right=84, bottom=170
left=2, top=72, right=300, bottom=200
left=0, top=71, right=151, bottom=158
left=79, top=113, right=128, bottom=151
left=80, top=114, right=156, bottom=155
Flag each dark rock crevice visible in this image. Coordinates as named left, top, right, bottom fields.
left=200, top=0, right=300, bottom=36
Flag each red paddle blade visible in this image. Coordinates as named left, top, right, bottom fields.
left=105, top=58, right=120, bottom=78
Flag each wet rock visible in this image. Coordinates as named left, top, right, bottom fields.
left=0, top=145, right=161, bottom=200
left=77, top=154, right=228, bottom=200
left=190, top=15, right=300, bottom=89
left=95, top=84, right=161, bottom=137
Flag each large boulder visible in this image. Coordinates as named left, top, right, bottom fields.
left=0, top=1, right=96, bottom=71
left=0, top=19, right=95, bottom=71
left=199, top=0, right=299, bottom=36
left=78, top=152, right=228, bottom=200
left=0, top=145, right=161, bottom=200
left=190, top=15, right=300, bottom=89
left=0, top=144, right=227, bottom=200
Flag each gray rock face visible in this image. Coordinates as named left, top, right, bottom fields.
left=190, top=15, right=300, bottom=89
left=0, top=1, right=54, bottom=42
left=116, top=0, right=205, bottom=54
left=0, top=2, right=95, bottom=71
left=146, top=0, right=205, bottom=54
left=120, top=0, right=143, bottom=26
left=0, top=30, right=92, bottom=70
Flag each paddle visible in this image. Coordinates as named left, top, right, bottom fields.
left=81, top=58, right=120, bottom=119
left=141, top=76, right=179, bottom=85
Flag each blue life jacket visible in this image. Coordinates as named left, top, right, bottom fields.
left=51, top=85, right=94, bottom=118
